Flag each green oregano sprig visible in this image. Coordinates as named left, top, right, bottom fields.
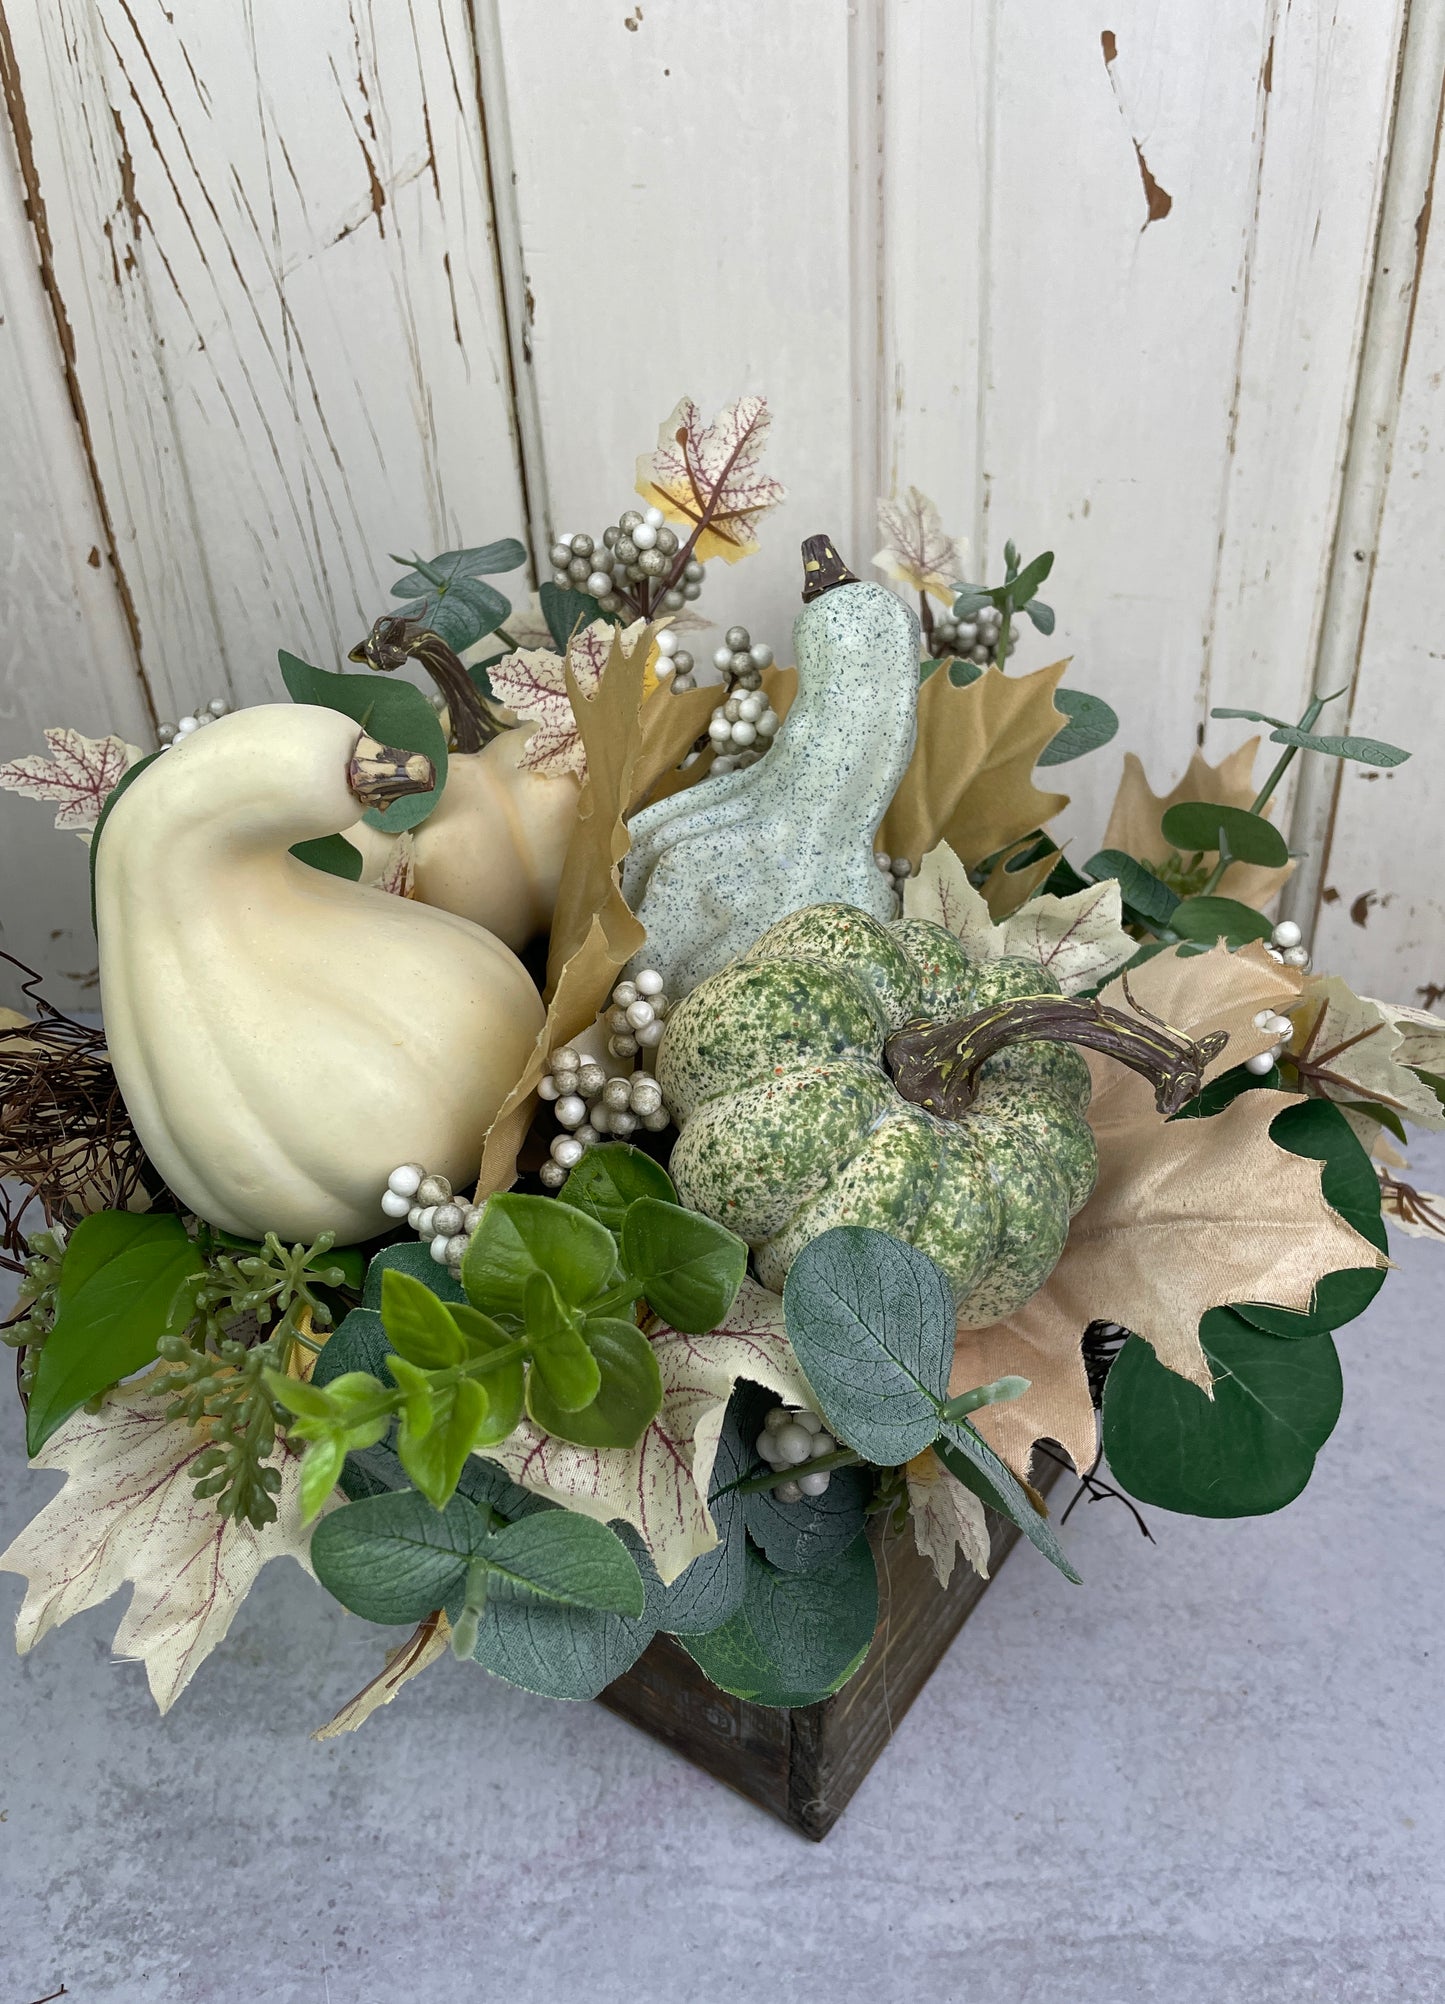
left=270, top=1153, right=748, bottom=1523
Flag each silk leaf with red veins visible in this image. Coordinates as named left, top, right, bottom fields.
left=491, top=618, right=645, bottom=779
left=0, top=727, right=145, bottom=838
left=635, top=395, right=787, bottom=565
left=874, top=488, right=962, bottom=603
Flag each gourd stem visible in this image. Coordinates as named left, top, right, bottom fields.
left=349, top=617, right=501, bottom=753
left=883, top=994, right=1229, bottom=1119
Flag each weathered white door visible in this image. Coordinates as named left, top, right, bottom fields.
left=1, top=0, right=1439, bottom=1010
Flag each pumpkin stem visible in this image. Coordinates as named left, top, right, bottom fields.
left=349, top=616, right=501, bottom=754
left=883, top=993, right=1229, bottom=1118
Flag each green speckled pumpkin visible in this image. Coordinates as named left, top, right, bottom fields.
left=657, top=902, right=1099, bottom=1326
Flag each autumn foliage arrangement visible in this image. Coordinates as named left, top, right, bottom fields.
left=0, top=395, right=1440, bottom=1748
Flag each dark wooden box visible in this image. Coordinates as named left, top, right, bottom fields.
left=597, top=1461, right=1061, bottom=1841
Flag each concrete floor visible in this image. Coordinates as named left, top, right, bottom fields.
left=2, top=1133, right=1442, bottom=2004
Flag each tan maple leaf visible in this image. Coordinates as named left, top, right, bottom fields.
left=480, top=1279, right=809, bottom=1584
left=1286, top=975, right=1444, bottom=1133
left=906, top=841, right=1135, bottom=996
left=0, top=727, right=145, bottom=840
left=0, top=1375, right=315, bottom=1712
left=874, top=488, right=962, bottom=603
left=313, top=1609, right=451, bottom=1739
left=949, top=943, right=1386, bottom=1481
left=489, top=618, right=648, bottom=779
left=1102, top=739, right=1291, bottom=908
left=906, top=1448, right=991, bottom=1588
left=635, top=394, right=786, bottom=566
left=880, top=660, right=1069, bottom=871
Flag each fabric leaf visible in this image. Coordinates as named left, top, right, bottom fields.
left=1102, top=740, right=1291, bottom=909
left=0, top=727, right=145, bottom=839
left=905, top=842, right=1135, bottom=996
left=1290, top=976, right=1445, bottom=1131
left=480, top=1280, right=809, bottom=1584
left=635, top=395, right=786, bottom=565
left=490, top=617, right=647, bottom=780
left=313, top=1610, right=451, bottom=1739
left=0, top=1376, right=314, bottom=1712
left=950, top=944, right=1386, bottom=1481
left=905, top=1447, right=991, bottom=1589
left=874, top=488, right=962, bottom=603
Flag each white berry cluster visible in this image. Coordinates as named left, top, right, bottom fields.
left=549, top=508, right=704, bottom=616
left=931, top=602, right=1015, bottom=666
left=757, top=1405, right=839, bottom=1503
left=158, top=697, right=230, bottom=746
left=1264, top=917, right=1310, bottom=970
left=603, top=967, right=668, bottom=1060
left=379, top=1164, right=482, bottom=1276
left=1244, top=921, right=1310, bottom=1076
left=652, top=628, right=698, bottom=692
left=535, top=973, right=672, bottom=1187
left=700, top=625, right=780, bottom=774
left=869, top=845, right=913, bottom=909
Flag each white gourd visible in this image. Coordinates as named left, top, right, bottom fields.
left=96, top=704, right=545, bottom=1244
left=343, top=726, right=578, bottom=951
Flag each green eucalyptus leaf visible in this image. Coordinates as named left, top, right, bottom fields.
left=1007, top=549, right=1054, bottom=605
left=1158, top=801, right=1289, bottom=867
left=289, top=833, right=364, bottom=880
left=679, top=1538, right=877, bottom=1708
left=653, top=1388, right=750, bottom=1635
left=1083, top=850, right=1181, bottom=929
left=782, top=1227, right=953, bottom=1464
left=1024, top=598, right=1056, bottom=635
left=525, top=1316, right=661, bottom=1449
left=313, top=1307, right=392, bottom=1388
left=26, top=1212, right=207, bottom=1455
left=1267, top=726, right=1409, bottom=768
left=1168, top=896, right=1274, bottom=947
left=278, top=649, right=447, bottom=833
left=389, top=540, right=527, bottom=597
left=556, top=1143, right=678, bottom=1236
left=462, top=1191, right=617, bottom=1317
left=619, top=1198, right=747, bottom=1333
left=1036, top=688, right=1118, bottom=765
left=538, top=579, right=615, bottom=651
left=1103, top=1317, right=1343, bottom=1517
left=459, top=1515, right=656, bottom=1699
left=479, top=1512, right=645, bottom=1616
left=934, top=1422, right=1081, bottom=1583
left=948, top=658, right=984, bottom=687
left=728, top=1384, right=870, bottom=1577
left=311, top=1488, right=495, bottom=1624
left=1210, top=704, right=1290, bottom=727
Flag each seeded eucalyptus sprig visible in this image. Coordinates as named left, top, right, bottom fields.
left=1, top=1225, right=68, bottom=1396
left=156, top=1231, right=353, bottom=1530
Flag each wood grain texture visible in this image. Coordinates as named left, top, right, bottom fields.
left=599, top=1459, right=1063, bottom=1840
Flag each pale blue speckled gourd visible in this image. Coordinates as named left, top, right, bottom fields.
left=621, top=542, right=919, bottom=998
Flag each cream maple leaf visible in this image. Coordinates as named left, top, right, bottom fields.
left=874, top=488, right=962, bottom=604
left=905, top=840, right=1135, bottom=996
left=0, top=727, right=145, bottom=840
left=950, top=944, right=1387, bottom=1481
left=0, top=1377, right=315, bottom=1712
left=905, top=1448, right=991, bottom=1588
left=313, top=1610, right=451, bottom=1740
left=373, top=829, right=416, bottom=898
left=1284, top=977, right=1445, bottom=1135
left=489, top=618, right=645, bottom=779
left=480, top=1279, right=809, bottom=1584
left=635, top=394, right=787, bottom=565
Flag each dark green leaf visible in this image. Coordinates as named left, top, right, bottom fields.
left=620, top=1198, right=747, bottom=1333
left=88, top=749, right=163, bottom=929
left=782, top=1227, right=953, bottom=1464
left=934, top=1423, right=1081, bottom=1583
left=311, top=1488, right=495, bottom=1624
left=1158, top=801, right=1289, bottom=867
left=728, top=1384, right=869, bottom=1575
left=525, top=1316, right=661, bottom=1448
left=362, top=1242, right=466, bottom=1309
left=557, top=1143, right=677, bottom=1236
left=289, top=833, right=363, bottom=880
left=1083, top=850, right=1181, bottom=929
left=1103, top=1318, right=1343, bottom=1517
left=680, top=1539, right=877, bottom=1708
left=1338, top=1098, right=1409, bottom=1145
left=459, top=1515, right=656, bottom=1699
left=314, top=1307, right=393, bottom=1388
left=278, top=649, right=447, bottom=833
left=1267, top=726, right=1408, bottom=768
left=1231, top=1098, right=1385, bottom=1336
left=1168, top=896, right=1274, bottom=947
left=27, top=1212, right=206, bottom=1454
left=479, top=1512, right=645, bottom=1616
left=538, top=579, right=615, bottom=651
left=462, top=1191, right=617, bottom=1317
left=1036, top=688, right=1118, bottom=766
left=1044, top=854, right=1092, bottom=899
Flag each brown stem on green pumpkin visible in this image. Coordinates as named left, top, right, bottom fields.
left=883, top=995, right=1229, bottom=1119
left=349, top=617, right=500, bottom=754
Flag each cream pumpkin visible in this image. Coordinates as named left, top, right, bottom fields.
left=96, top=704, right=544, bottom=1244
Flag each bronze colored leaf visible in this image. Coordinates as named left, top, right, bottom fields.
left=950, top=944, right=1384, bottom=1480
left=880, top=660, right=1069, bottom=870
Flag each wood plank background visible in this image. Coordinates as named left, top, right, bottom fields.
left=1, top=0, right=1439, bottom=1013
